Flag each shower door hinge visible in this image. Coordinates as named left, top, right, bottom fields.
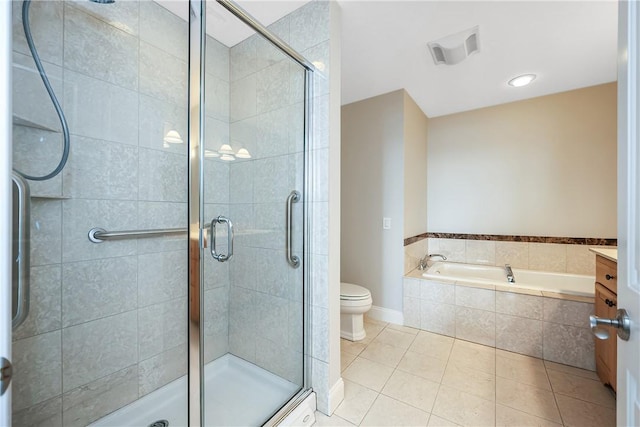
left=0, top=357, right=13, bottom=396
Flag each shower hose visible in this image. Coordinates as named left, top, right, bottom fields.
left=16, top=0, right=71, bottom=181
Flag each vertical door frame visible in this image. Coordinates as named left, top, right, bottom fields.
left=0, top=0, right=12, bottom=424
left=617, top=0, right=640, bottom=425
left=187, top=0, right=205, bottom=425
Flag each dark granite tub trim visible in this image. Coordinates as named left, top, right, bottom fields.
left=404, top=232, right=617, bottom=247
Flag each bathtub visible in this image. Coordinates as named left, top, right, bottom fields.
left=404, top=261, right=597, bottom=370
left=423, top=261, right=595, bottom=297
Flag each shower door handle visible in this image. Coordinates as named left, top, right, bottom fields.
left=286, top=190, right=300, bottom=268
left=209, top=216, right=233, bottom=262
left=12, top=172, right=30, bottom=330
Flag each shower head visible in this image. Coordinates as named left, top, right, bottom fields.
left=89, top=0, right=115, bottom=3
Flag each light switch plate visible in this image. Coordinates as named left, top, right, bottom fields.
left=383, top=217, right=391, bottom=229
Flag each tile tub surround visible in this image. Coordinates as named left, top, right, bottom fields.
left=403, top=275, right=596, bottom=370
left=404, top=237, right=616, bottom=276
left=318, top=318, right=616, bottom=427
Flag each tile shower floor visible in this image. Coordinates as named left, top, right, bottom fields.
left=314, top=317, right=616, bottom=427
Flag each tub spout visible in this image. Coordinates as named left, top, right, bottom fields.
left=505, top=264, right=515, bottom=283
left=418, top=253, right=447, bottom=270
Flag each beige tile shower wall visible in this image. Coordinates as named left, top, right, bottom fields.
left=11, top=2, right=230, bottom=425
left=226, top=12, right=306, bottom=387
left=225, top=3, right=338, bottom=410
left=424, top=238, right=613, bottom=276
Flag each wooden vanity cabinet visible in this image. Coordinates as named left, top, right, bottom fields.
left=594, top=255, right=618, bottom=391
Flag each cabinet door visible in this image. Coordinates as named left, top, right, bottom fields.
left=594, top=283, right=617, bottom=390
left=608, top=290, right=617, bottom=392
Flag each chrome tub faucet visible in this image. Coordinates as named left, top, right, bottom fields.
left=505, top=264, right=515, bottom=283
left=418, top=253, right=447, bottom=270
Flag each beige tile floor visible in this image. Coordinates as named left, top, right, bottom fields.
left=314, top=317, right=616, bottom=427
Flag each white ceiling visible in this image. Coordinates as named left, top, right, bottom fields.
left=159, top=0, right=618, bottom=118
left=339, top=0, right=619, bottom=117
left=157, top=1, right=311, bottom=47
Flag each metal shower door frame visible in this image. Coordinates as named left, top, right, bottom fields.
left=0, top=0, right=13, bottom=423
left=187, top=1, right=316, bottom=425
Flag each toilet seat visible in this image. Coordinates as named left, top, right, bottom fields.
left=340, top=282, right=371, bottom=301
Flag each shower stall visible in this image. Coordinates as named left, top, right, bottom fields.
left=3, top=0, right=331, bottom=425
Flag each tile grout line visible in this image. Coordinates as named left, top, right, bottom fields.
left=354, top=321, right=385, bottom=426
left=495, top=337, right=498, bottom=426
left=427, top=336, right=458, bottom=426
left=343, top=326, right=611, bottom=427
left=356, top=322, right=423, bottom=425
left=545, top=363, right=567, bottom=426
left=378, top=325, right=432, bottom=418
left=546, top=365, right=617, bottom=414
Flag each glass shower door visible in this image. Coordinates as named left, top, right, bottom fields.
left=201, top=10, right=307, bottom=425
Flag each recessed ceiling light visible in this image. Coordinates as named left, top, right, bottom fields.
left=508, top=74, right=536, bottom=87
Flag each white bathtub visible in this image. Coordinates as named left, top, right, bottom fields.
left=423, top=261, right=595, bottom=297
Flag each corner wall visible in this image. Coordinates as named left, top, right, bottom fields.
left=341, top=89, right=430, bottom=316
left=403, top=93, right=428, bottom=239
left=341, top=91, right=405, bottom=314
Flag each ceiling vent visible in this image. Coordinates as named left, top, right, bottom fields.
left=428, top=26, right=480, bottom=66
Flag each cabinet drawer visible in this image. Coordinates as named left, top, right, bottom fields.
left=596, top=255, right=617, bottom=293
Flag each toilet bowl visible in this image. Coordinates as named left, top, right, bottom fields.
left=340, top=282, right=373, bottom=341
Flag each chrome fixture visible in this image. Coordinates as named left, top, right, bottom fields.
left=286, top=190, right=301, bottom=268
left=88, top=227, right=186, bottom=243
left=418, top=253, right=447, bottom=270
left=216, top=0, right=315, bottom=71
left=590, top=309, right=631, bottom=341
left=209, top=215, right=234, bottom=262
left=505, top=264, right=515, bottom=283
left=11, top=173, right=30, bottom=329
left=148, top=420, right=169, bottom=427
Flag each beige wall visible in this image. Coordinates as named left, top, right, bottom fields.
left=427, top=83, right=617, bottom=238
left=341, top=90, right=405, bottom=313
left=341, top=89, right=429, bottom=314
left=403, top=93, right=429, bottom=239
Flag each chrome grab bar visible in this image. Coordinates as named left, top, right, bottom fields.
left=286, top=190, right=300, bottom=268
left=210, top=215, right=233, bottom=262
left=89, top=227, right=186, bottom=243
left=12, top=172, right=30, bottom=330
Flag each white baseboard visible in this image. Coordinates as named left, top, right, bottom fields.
left=367, top=305, right=404, bottom=325
left=327, top=378, right=345, bottom=415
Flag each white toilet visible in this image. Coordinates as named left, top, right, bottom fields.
left=340, top=282, right=373, bottom=341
